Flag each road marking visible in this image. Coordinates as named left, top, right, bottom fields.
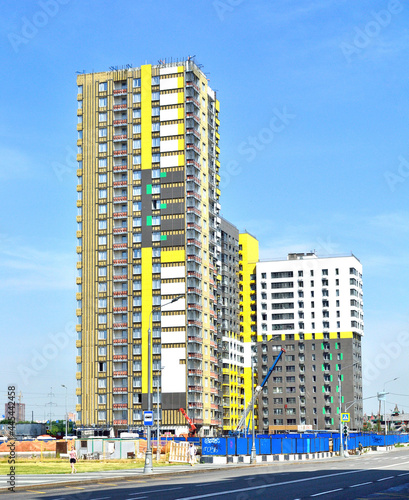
left=65, top=486, right=85, bottom=489
left=349, top=481, right=373, bottom=488
left=98, top=483, right=118, bottom=486
left=90, top=497, right=111, bottom=500
left=24, top=492, right=47, bottom=495
left=129, top=488, right=183, bottom=495
left=310, top=488, right=343, bottom=497
left=174, top=460, right=409, bottom=500
left=398, top=472, right=409, bottom=476
left=377, top=476, right=394, bottom=481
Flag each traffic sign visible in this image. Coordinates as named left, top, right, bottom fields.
left=143, top=411, right=153, bottom=426
left=341, top=413, right=350, bottom=422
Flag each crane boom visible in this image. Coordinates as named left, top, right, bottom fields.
left=233, top=348, right=285, bottom=435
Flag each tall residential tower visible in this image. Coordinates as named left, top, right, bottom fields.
left=75, top=60, right=222, bottom=435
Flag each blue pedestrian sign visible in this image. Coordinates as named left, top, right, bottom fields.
left=143, top=411, right=153, bottom=426
left=341, top=413, right=350, bottom=422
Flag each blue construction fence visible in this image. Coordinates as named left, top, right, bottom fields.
left=200, top=433, right=409, bottom=456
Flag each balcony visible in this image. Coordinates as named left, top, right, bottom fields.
left=113, top=104, right=127, bottom=110
left=113, top=306, right=127, bottom=312
left=113, top=371, right=127, bottom=378
left=187, top=238, right=201, bottom=248
left=113, top=212, right=127, bottom=219
left=113, top=164, right=127, bottom=172
left=114, top=150, right=127, bottom=157
left=186, top=81, right=200, bottom=92
left=113, top=227, right=127, bottom=234
left=186, top=97, right=200, bottom=108
left=188, top=320, right=202, bottom=328
left=188, top=369, right=203, bottom=376
left=113, top=243, right=127, bottom=250
left=187, top=159, right=201, bottom=169
left=187, top=206, right=201, bottom=217
left=113, top=338, right=127, bottom=344
left=188, top=352, right=203, bottom=360
left=113, top=119, right=127, bottom=126
left=187, top=271, right=202, bottom=280
left=113, top=419, right=127, bottom=425
left=187, top=287, right=202, bottom=296
left=113, top=89, right=127, bottom=95
left=188, top=402, right=203, bottom=409
left=113, top=354, right=128, bottom=360
left=113, top=181, right=127, bottom=187
left=188, top=335, right=203, bottom=344
left=113, top=290, right=127, bottom=297
left=210, top=371, right=218, bottom=380
left=188, top=385, right=203, bottom=393
left=113, top=387, right=127, bottom=393
left=186, top=128, right=200, bottom=140
left=186, top=112, right=200, bottom=125
left=113, top=259, right=127, bottom=266
left=113, top=275, right=127, bottom=281
left=114, top=196, right=127, bottom=204
left=187, top=303, right=202, bottom=312
left=186, top=144, right=201, bottom=155
left=113, top=323, right=127, bottom=330
left=113, top=134, right=127, bottom=142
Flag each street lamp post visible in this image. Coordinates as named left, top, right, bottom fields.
left=250, top=358, right=256, bottom=464
left=144, top=295, right=183, bottom=474
left=156, top=365, right=164, bottom=462
left=384, top=377, right=399, bottom=435
left=61, top=385, right=68, bottom=440
left=338, top=362, right=359, bottom=458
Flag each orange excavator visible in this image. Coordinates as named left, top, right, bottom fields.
left=179, top=408, right=197, bottom=438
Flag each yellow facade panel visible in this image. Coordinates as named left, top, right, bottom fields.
left=141, top=65, right=152, bottom=170
left=161, top=248, right=185, bottom=263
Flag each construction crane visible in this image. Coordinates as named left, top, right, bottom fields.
left=179, top=408, right=197, bottom=437
left=232, top=348, right=286, bottom=435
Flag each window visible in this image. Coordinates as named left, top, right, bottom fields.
left=133, top=155, right=141, bottom=165
left=99, top=204, right=107, bottom=215
left=98, top=394, right=106, bottom=404
left=133, top=139, right=141, bottom=149
left=99, top=189, right=107, bottom=198
left=98, top=346, right=107, bottom=356
left=98, top=235, right=107, bottom=245
left=98, top=251, right=107, bottom=261
left=152, top=138, right=160, bottom=147
left=99, top=112, right=107, bottom=122
left=98, top=297, right=107, bottom=307
left=133, top=171, right=141, bottom=181
left=152, top=248, right=161, bottom=258
left=133, top=108, right=141, bottom=119
left=98, top=314, right=107, bottom=324
left=133, top=248, right=141, bottom=259
left=152, top=153, right=160, bottom=162
left=152, top=216, right=160, bottom=225
left=99, top=173, right=107, bottom=183
left=133, top=217, right=142, bottom=227
left=133, top=93, right=141, bottom=103
left=99, top=82, right=107, bottom=92
left=133, top=186, right=142, bottom=196
left=152, top=107, right=160, bottom=116
left=98, top=282, right=107, bottom=292
left=152, top=185, right=160, bottom=194
left=152, top=92, right=160, bottom=101
left=152, top=76, right=160, bottom=85
left=99, top=143, right=107, bottom=153
left=152, top=122, right=160, bottom=132
left=133, top=201, right=141, bottom=211
left=99, top=97, right=107, bottom=107
left=152, top=169, right=160, bottom=179
left=133, top=295, right=142, bottom=306
left=133, top=124, right=141, bottom=134
left=133, top=78, right=141, bottom=88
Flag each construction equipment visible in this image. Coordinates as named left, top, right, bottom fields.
left=179, top=408, right=197, bottom=437
left=232, top=348, right=286, bottom=435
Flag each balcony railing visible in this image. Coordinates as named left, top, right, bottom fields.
left=113, top=104, right=127, bottom=110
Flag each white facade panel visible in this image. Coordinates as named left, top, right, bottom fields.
left=160, top=77, right=179, bottom=91
left=160, top=108, right=178, bottom=122
left=160, top=93, right=179, bottom=106
left=160, top=67, right=181, bottom=76
left=161, top=265, right=185, bottom=280
left=162, top=348, right=186, bottom=393
left=160, top=154, right=182, bottom=168
left=161, top=330, right=186, bottom=344
left=161, top=314, right=186, bottom=328
left=160, top=139, right=179, bottom=153
left=161, top=298, right=186, bottom=312
left=160, top=124, right=179, bottom=137
left=161, top=282, right=185, bottom=296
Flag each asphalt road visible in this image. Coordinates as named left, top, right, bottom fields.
left=3, top=448, right=409, bottom=499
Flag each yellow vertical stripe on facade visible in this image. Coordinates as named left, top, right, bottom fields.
left=177, top=123, right=185, bottom=135
left=178, top=154, right=185, bottom=166
left=178, top=92, right=185, bottom=104
left=239, top=232, right=259, bottom=427
left=141, top=65, right=152, bottom=170
left=177, top=76, right=184, bottom=88
left=178, top=139, right=185, bottom=150
left=141, top=247, right=153, bottom=393
left=177, top=66, right=184, bottom=73
left=178, top=108, right=185, bottom=120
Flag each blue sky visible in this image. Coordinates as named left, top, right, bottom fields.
left=1, top=0, right=408, bottom=421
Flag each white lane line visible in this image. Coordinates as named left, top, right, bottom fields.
left=91, top=497, right=111, bottom=500
left=175, top=459, right=409, bottom=500
left=398, top=472, right=409, bottom=476
left=129, top=488, right=183, bottom=496
left=349, top=481, right=373, bottom=488
left=377, top=476, right=394, bottom=481
left=311, top=489, right=343, bottom=497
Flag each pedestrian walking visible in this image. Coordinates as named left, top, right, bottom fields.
left=69, top=445, right=77, bottom=474
left=188, top=442, right=196, bottom=466
left=358, top=442, right=363, bottom=455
